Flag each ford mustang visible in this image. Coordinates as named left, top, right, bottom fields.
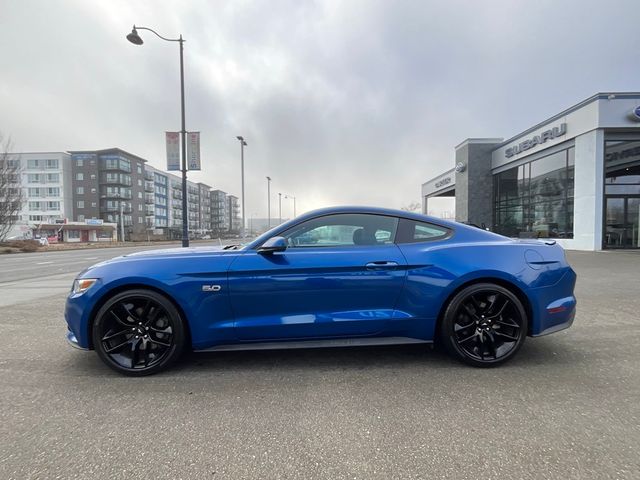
left=65, top=206, right=577, bottom=375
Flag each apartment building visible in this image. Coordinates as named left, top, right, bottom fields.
left=211, top=189, right=229, bottom=235
left=198, top=183, right=211, bottom=233
left=4, top=152, right=73, bottom=238
left=227, top=194, right=241, bottom=234
left=143, top=164, right=170, bottom=234
left=7, top=147, right=238, bottom=241
left=69, top=148, right=148, bottom=240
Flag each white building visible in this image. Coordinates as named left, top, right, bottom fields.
left=8, top=152, right=73, bottom=238
left=422, top=92, right=640, bottom=251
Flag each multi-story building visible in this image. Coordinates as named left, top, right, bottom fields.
left=143, top=164, right=170, bottom=234
left=198, top=183, right=211, bottom=233
left=165, top=176, right=215, bottom=238
left=211, top=189, right=229, bottom=235
left=187, top=181, right=200, bottom=234
left=168, top=175, right=183, bottom=237
left=227, top=194, right=241, bottom=234
left=5, top=152, right=73, bottom=239
left=6, top=147, right=236, bottom=242
left=69, top=148, right=147, bottom=240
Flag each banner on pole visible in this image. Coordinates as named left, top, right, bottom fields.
left=187, top=132, right=201, bottom=170
left=165, top=132, right=180, bottom=171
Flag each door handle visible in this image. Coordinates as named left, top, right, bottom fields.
left=365, top=261, right=399, bottom=269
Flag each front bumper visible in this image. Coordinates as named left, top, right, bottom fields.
left=64, top=282, right=103, bottom=350
left=66, top=329, right=89, bottom=350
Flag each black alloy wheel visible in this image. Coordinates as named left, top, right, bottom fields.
left=92, top=289, right=185, bottom=376
left=440, top=283, right=527, bottom=367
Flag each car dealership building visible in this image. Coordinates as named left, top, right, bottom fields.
left=422, top=92, right=640, bottom=250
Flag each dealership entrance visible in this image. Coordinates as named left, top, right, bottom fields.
left=604, top=197, right=640, bottom=248
left=603, top=139, right=640, bottom=249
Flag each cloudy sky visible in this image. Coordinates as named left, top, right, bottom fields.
left=2, top=0, right=640, bottom=218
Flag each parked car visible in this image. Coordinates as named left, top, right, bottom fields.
left=34, top=236, right=49, bottom=246
left=65, top=206, right=577, bottom=376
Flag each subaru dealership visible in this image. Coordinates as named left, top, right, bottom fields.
left=422, top=92, right=640, bottom=250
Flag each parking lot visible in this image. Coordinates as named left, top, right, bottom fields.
left=0, top=249, right=639, bottom=479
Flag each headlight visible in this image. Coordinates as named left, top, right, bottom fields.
left=72, top=278, right=98, bottom=295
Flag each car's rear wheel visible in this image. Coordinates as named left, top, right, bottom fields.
left=92, top=289, right=185, bottom=376
left=440, top=283, right=527, bottom=367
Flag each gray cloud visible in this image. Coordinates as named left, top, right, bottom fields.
left=2, top=0, right=639, bottom=218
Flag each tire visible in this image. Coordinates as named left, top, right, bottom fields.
left=439, top=283, right=527, bottom=367
left=92, top=289, right=186, bottom=376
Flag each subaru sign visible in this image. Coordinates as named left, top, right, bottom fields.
left=505, top=123, right=567, bottom=158
left=435, top=176, right=452, bottom=188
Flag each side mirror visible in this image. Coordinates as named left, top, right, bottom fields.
left=257, top=236, right=287, bottom=254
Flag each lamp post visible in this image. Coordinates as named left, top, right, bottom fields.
left=118, top=195, right=125, bottom=242
left=236, top=136, right=247, bottom=238
left=126, top=25, right=190, bottom=247
left=266, top=176, right=271, bottom=228
left=284, top=194, right=296, bottom=218
left=278, top=192, right=282, bottom=224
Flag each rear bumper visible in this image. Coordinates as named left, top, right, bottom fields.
left=529, top=267, right=577, bottom=336
left=531, top=295, right=576, bottom=336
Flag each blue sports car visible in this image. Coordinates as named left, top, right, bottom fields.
left=65, top=206, right=576, bottom=375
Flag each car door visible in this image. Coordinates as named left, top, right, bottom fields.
left=227, top=213, right=408, bottom=341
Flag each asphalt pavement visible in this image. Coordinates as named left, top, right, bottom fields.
left=0, top=249, right=639, bottom=479
left=0, top=242, right=236, bottom=307
left=0, top=241, right=233, bottom=283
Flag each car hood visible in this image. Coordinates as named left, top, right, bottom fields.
left=121, top=245, right=241, bottom=258
left=79, top=245, right=243, bottom=276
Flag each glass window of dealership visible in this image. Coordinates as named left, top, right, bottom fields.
left=421, top=93, right=640, bottom=250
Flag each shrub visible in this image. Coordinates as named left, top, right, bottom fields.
left=0, top=240, right=40, bottom=253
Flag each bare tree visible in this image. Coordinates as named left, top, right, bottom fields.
left=0, top=135, right=23, bottom=241
left=401, top=201, right=421, bottom=213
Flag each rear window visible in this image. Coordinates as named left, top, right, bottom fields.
left=396, top=218, right=450, bottom=244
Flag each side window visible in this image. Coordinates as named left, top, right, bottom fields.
left=281, top=214, right=398, bottom=248
left=396, top=218, right=450, bottom=243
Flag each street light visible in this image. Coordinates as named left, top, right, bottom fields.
left=278, top=192, right=282, bottom=224
left=266, top=176, right=271, bottom=228
left=116, top=194, right=125, bottom=242
left=126, top=25, right=190, bottom=247
left=236, top=136, right=247, bottom=238
left=284, top=194, right=297, bottom=218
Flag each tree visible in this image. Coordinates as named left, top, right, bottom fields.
left=0, top=135, right=23, bottom=241
left=401, top=201, right=421, bottom=213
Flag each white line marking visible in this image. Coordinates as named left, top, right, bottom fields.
left=84, top=257, right=98, bottom=260
left=36, top=261, right=54, bottom=265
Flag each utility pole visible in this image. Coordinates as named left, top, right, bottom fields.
left=284, top=194, right=296, bottom=218
left=266, top=176, right=271, bottom=228
left=119, top=197, right=125, bottom=242
left=236, top=136, right=247, bottom=237
left=278, top=192, right=282, bottom=224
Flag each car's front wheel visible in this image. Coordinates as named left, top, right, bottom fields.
left=92, top=289, right=186, bottom=376
left=440, top=283, right=527, bottom=367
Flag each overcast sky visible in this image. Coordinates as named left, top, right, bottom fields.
left=2, top=0, right=640, bottom=218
